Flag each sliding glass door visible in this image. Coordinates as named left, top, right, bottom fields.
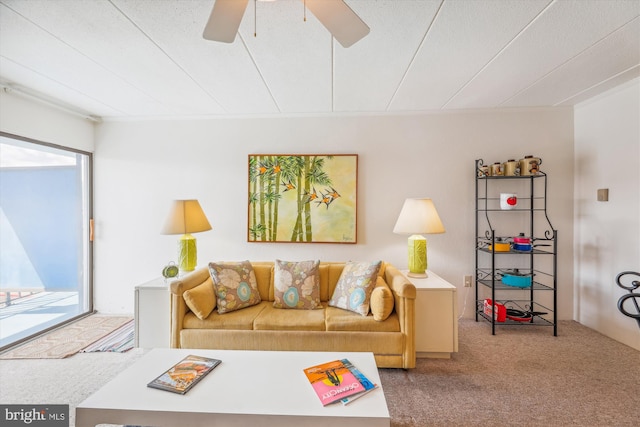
left=0, top=133, right=92, bottom=350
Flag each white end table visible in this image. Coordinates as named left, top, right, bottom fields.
left=134, top=277, right=171, bottom=348
left=402, top=270, right=459, bottom=358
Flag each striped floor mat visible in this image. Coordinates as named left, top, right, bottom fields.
left=80, top=318, right=134, bottom=353
left=0, top=315, right=133, bottom=359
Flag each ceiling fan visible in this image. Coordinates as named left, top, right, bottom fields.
left=203, top=0, right=370, bottom=48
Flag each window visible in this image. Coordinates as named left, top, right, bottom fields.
left=0, top=132, right=93, bottom=350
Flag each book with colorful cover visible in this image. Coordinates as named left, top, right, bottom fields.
left=339, top=358, right=378, bottom=405
left=147, top=354, right=221, bottom=394
left=303, top=359, right=367, bottom=406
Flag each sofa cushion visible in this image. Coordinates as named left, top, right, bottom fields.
left=183, top=278, right=216, bottom=320
left=273, top=259, right=321, bottom=309
left=325, top=306, right=400, bottom=332
left=377, top=262, right=387, bottom=279
left=253, top=305, right=326, bottom=331
left=328, top=260, right=382, bottom=316
left=370, top=277, right=394, bottom=321
left=183, top=302, right=269, bottom=330
left=208, top=260, right=262, bottom=314
left=251, top=262, right=274, bottom=302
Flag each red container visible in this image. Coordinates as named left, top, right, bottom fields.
left=483, top=299, right=506, bottom=322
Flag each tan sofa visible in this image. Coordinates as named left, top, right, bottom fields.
left=169, top=262, right=416, bottom=369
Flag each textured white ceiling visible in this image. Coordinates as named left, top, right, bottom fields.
left=0, top=0, right=638, bottom=120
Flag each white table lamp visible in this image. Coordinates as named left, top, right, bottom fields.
left=393, top=198, right=445, bottom=278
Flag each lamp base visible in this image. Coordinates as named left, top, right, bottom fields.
left=178, top=233, right=197, bottom=272
left=407, top=234, right=428, bottom=277
left=407, top=271, right=429, bottom=278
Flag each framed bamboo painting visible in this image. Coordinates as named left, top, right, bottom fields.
left=248, top=154, right=357, bottom=243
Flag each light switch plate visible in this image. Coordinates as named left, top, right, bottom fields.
left=597, top=188, right=609, bottom=201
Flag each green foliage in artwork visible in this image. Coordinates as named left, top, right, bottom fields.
left=248, top=155, right=341, bottom=242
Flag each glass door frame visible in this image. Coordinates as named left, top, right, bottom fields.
left=0, top=131, right=94, bottom=351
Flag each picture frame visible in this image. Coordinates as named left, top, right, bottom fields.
left=248, top=154, right=357, bottom=243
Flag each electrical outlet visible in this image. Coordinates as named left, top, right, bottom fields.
left=597, top=188, right=609, bottom=201
left=464, top=275, right=473, bottom=288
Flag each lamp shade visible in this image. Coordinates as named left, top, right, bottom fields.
left=161, top=200, right=212, bottom=235
left=393, top=198, right=445, bottom=235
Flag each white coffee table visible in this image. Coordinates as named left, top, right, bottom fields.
left=76, top=348, right=390, bottom=427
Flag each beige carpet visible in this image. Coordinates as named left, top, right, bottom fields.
left=380, top=319, right=640, bottom=427
left=0, top=319, right=638, bottom=427
left=0, top=315, right=133, bottom=359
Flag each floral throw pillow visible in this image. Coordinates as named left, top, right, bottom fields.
left=273, top=259, right=321, bottom=309
left=328, top=260, right=382, bottom=316
left=208, top=260, right=261, bottom=314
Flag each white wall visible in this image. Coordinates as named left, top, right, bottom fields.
left=94, top=108, right=575, bottom=324
left=0, top=91, right=94, bottom=152
left=574, top=78, right=640, bottom=351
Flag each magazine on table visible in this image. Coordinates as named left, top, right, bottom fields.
left=339, top=358, right=378, bottom=405
left=147, top=354, right=221, bottom=394
left=303, top=359, right=371, bottom=406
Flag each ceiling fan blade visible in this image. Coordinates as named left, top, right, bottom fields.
left=304, top=0, right=370, bottom=48
left=203, top=0, right=249, bottom=43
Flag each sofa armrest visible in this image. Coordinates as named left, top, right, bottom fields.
left=169, top=267, right=210, bottom=348
left=169, top=267, right=210, bottom=296
left=384, top=264, right=416, bottom=368
left=385, top=264, right=417, bottom=300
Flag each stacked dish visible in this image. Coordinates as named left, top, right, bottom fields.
left=512, top=233, right=532, bottom=251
